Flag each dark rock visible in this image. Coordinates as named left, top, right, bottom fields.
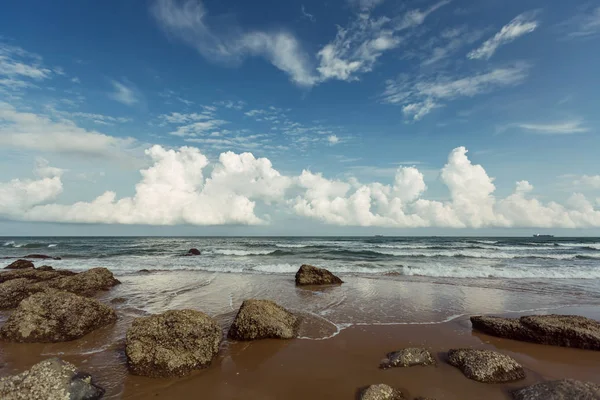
left=138, top=269, right=151, bottom=273
left=0, top=358, right=104, bottom=400
left=380, top=348, right=436, bottom=369
left=45, top=267, right=120, bottom=296
left=447, top=348, right=525, bottom=383
left=295, top=264, right=343, bottom=286
left=360, top=384, right=405, bottom=400
left=471, top=315, right=600, bottom=350
left=4, top=259, right=34, bottom=270
left=228, top=299, right=300, bottom=340
left=186, top=248, right=201, bottom=256
left=0, top=278, right=47, bottom=310
left=37, top=265, right=54, bottom=271
left=23, top=254, right=61, bottom=260
left=512, top=379, right=600, bottom=400
left=0, top=290, right=117, bottom=342
left=126, top=309, right=222, bottom=377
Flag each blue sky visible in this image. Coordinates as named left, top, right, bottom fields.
left=1, top=0, right=600, bottom=235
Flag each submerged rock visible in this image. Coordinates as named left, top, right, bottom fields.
left=447, top=348, right=525, bottom=383
left=45, top=267, right=120, bottom=296
left=186, top=248, right=201, bottom=256
left=0, top=358, right=104, bottom=400
left=4, top=259, right=34, bottom=270
left=380, top=348, right=436, bottom=369
left=360, top=384, right=405, bottom=400
left=471, top=315, right=600, bottom=350
left=512, top=379, right=600, bottom=400
left=228, top=299, right=300, bottom=340
left=23, top=254, right=62, bottom=260
left=295, top=264, right=343, bottom=286
left=0, top=278, right=47, bottom=310
left=0, top=290, right=117, bottom=342
left=126, top=309, right=222, bottom=377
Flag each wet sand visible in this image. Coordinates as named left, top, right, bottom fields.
left=1, top=271, right=600, bottom=399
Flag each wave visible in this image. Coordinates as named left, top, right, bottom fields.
left=329, top=248, right=592, bottom=260
left=2, top=242, right=48, bottom=249
left=275, top=243, right=310, bottom=248
left=401, top=264, right=600, bottom=279
left=48, top=244, right=58, bottom=248
left=205, top=249, right=293, bottom=256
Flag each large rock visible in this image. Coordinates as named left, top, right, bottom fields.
left=380, top=347, right=436, bottom=369
left=0, top=290, right=117, bottom=342
left=0, top=358, right=104, bottom=400
left=360, top=384, right=405, bottom=400
left=228, top=299, right=300, bottom=340
left=295, top=264, right=343, bottom=286
left=0, top=267, right=75, bottom=284
left=126, top=309, right=222, bottom=377
left=0, top=278, right=47, bottom=310
left=512, top=379, right=600, bottom=400
left=186, top=248, right=201, bottom=256
left=4, top=259, right=34, bottom=270
left=447, top=349, right=526, bottom=383
left=471, top=314, right=600, bottom=350
left=45, top=267, right=120, bottom=296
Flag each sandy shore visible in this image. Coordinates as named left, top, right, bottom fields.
left=1, top=270, right=600, bottom=399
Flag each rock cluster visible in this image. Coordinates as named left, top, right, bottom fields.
left=380, top=348, right=436, bottom=369
left=228, top=299, right=299, bottom=340
left=295, top=264, right=343, bottom=286
left=447, top=348, right=526, bottom=383
left=471, top=314, right=600, bottom=350
left=1, top=290, right=117, bottom=342
left=0, top=358, right=104, bottom=400
left=126, top=309, right=222, bottom=377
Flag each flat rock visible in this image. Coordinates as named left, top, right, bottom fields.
left=228, top=299, right=300, bottom=340
left=0, top=358, right=104, bottom=400
left=471, top=315, right=600, bottom=350
left=0, top=268, right=75, bottom=284
left=126, top=309, right=222, bottom=377
left=380, top=347, right=436, bottom=369
left=45, top=267, right=120, bottom=296
left=4, top=259, right=34, bottom=270
left=513, top=379, right=600, bottom=400
left=295, top=264, right=343, bottom=286
left=0, top=290, right=117, bottom=342
left=360, top=384, right=405, bottom=400
left=447, top=348, right=526, bottom=383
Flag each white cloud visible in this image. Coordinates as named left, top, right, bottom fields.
left=301, top=5, right=316, bottom=23
left=152, top=0, right=317, bottom=87
left=0, top=42, right=53, bottom=95
left=421, top=26, right=486, bottom=66
left=160, top=111, right=215, bottom=124
left=327, top=134, right=340, bottom=145
left=109, top=80, right=140, bottom=106
left=169, top=119, right=228, bottom=137
left=347, top=0, right=385, bottom=11
left=573, top=175, right=600, bottom=190
left=0, top=102, right=138, bottom=158
left=468, top=12, right=539, bottom=60
left=383, top=63, right=529, bottom=119
left=563, top=6, right=600, bottom=38
left=517, top=120, right=589, bottom=135
left=2, top=145, right=600, bottom=228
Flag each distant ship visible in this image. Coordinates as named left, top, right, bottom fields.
left=533, top=234, right=554, bottom=238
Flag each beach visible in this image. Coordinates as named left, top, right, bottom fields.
left=1, top=237, right=600, bottom=398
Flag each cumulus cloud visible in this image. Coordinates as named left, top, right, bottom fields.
left=3, top=145, right=600, bottom=228
left=573, top=175, right=600, bottom=190
left=0, top=102, right=138, bottom=158
left=468, top=12, right=539, bottom=60
left=152, top=0, right=317, bottom=87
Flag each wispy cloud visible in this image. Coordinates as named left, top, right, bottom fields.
left=382, top=63, right=530, bottom=120
left=468, top=12, right=539, bottom=60
left=300, top=5, right=315, bottom=23
left=517, top=119, right=589, bottom=135
left=109, top=80, right=141, bottom=106
left=347, top=0, right=385, bottom=12
left=561, top=6, right=600, bottom=38
left=0, top=42, right=53, bottom=95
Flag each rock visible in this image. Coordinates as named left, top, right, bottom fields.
left=0, top=278, right=47, bottom=310
left=447, top=348, right=525, bottom=383
left=295, top=264, right=343, bottom=286
left=126, top=309, right=222, bottom=377
left=471, top=315, right=600, bottom=350
left=186, top=248, right=201, bottom=256
left=0, top=290, right=117, bottom=342
left=380, top=348, right=436, bottom=369
left=37, top=265, right=54, bottom=271
left=512, top=379, right=600, bottom=400
left=0, top=268, right=75, bottom=284
left=0, top=358, right=104, bottom=400
left=138, top=269, right=151, bottom=273
left=45, top=267, right=120, bottom=296
left=228, top=299, right=300, bottom=340
left=110, top=297, right=127, bottom=304
left=4, top=259, right=34, bottom=270
left=360, top=384, right=405, bottom=400
left=23, top=254, right=61, bottom=260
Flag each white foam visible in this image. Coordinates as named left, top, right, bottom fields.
left=206, top=249, right=276, bottom=256
left=275, top=243, right=309, bottom=248
left=251, top=263, right=298, bottom=273
left=402, top=264, right=600, bottom=279
left=48, top=244, right=57, bottom=248
left=3, top=241, right=15, bottom=247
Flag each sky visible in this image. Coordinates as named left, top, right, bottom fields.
left=1, top=0, right=600, bottom=236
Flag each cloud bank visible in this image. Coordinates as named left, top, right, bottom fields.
left=2, top=145, right=600, bottom=228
